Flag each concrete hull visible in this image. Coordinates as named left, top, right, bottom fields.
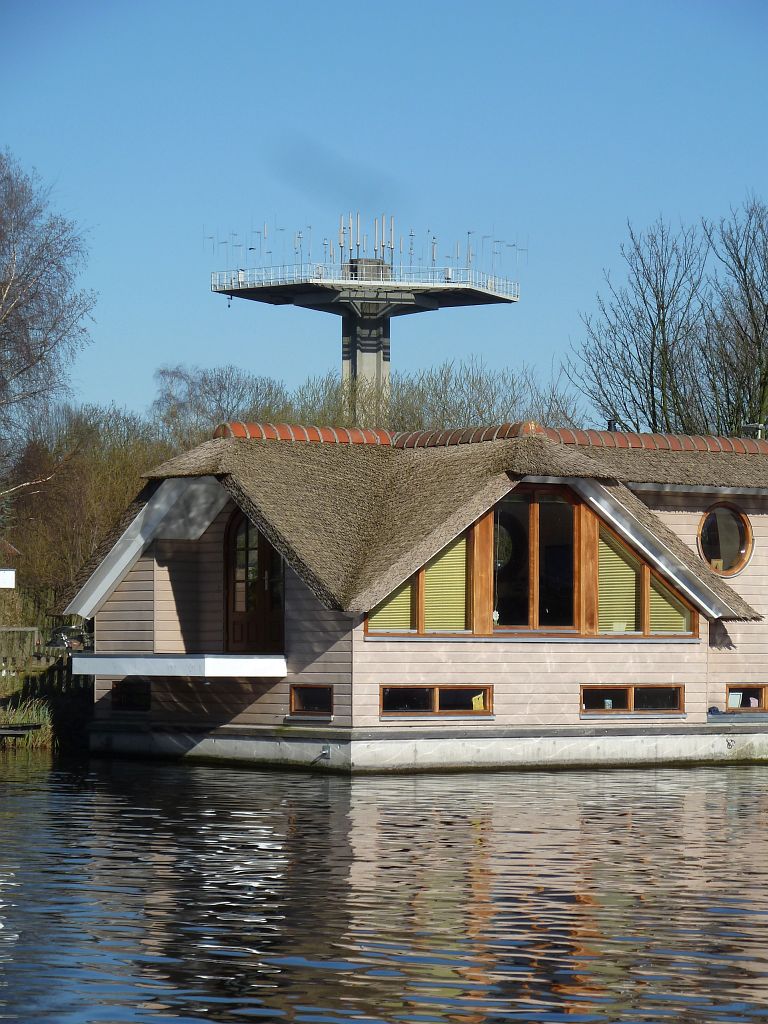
left=89, top=722, right=768, bottom=773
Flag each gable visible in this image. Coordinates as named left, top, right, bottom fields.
left=64, top=477, right=230, bottom=618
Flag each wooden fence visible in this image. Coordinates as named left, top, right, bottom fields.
left=0, top=649, right=93, bottom=752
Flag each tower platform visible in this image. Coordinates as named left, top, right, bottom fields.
left=211, top=259, right=519, bottom=399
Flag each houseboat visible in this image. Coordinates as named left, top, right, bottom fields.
left=66, top=420, right=768, bottom=771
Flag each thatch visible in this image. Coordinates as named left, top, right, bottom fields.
left=140, top=431, right=760, bottom=620
left=572, top=446, right=768, bottom=489
left=596, top=481, right=759, bottom=621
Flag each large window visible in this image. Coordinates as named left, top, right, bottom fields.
left=366, top=486, right=697, bottom=640
left=227, top=511, right=284, bottom=653
left=494, top=492, right=574, bottom=630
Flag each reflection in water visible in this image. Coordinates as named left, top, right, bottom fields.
left=1, top=754, right=768, bottom=1022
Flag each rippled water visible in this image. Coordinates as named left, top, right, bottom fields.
left=2, top=754, right=768, bottom=1023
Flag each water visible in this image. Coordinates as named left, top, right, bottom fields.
left=2, top=754, right=768, bottom=1024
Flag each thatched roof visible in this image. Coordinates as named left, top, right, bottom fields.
left=142, top=422, right=763, bottom=620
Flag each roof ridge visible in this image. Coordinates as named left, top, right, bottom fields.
left=212, top=420, right=768, bottom=454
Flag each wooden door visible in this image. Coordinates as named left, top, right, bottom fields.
left=226, top=512, right=284, bottom=653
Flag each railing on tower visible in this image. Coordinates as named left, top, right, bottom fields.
left=211, top=263, right=520, bottom=301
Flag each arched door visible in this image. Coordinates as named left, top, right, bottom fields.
left=226, top=511, right=284, bottom=653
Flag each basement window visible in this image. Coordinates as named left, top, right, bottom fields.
left=726, top=685, right=766, bottom=711
left=381, top=685, right=492, bottom=715
left=290, top=685, right=333, bottom=716
left=111, top=677, right=151, bottom=712
left=581, top=685, right=683, bottom=714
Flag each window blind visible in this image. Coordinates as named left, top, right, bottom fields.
left=649, top=576, right=691, bottom=633
left=598, top=532, right=640, bottom=633
left=424, top=535, right=468, bottom=631
left=368, top=580, right=414, bottom=631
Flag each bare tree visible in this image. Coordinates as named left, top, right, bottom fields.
left=150, top=364, right=292, bottom=446
left=569, top=218, right=708, bottom=433
left=701, top=198, right=768, bottom=433
left=0, top=150, right=95, bottom=449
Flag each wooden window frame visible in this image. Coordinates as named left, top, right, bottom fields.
left=580, top=684, right=685, bottom=715
left=594, top=522, right=699, bottom=639
left=492, top=486, right=580, bottom=635
left=365, top=486, right=699, bottom=641
left=365, top=533, right=472, bottom=638
left=725, top=684, right=767, bottom=713
left=379, top=684, right=494, bottom=716
left=697, top=502, right=753, bottom=577
left=289, top=684, right=334, bottom=717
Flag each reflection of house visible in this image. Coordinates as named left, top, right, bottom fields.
left=66, top=420, right=768, bottom=770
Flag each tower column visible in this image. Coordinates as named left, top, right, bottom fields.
left=341, top=313, right=391, bottom=394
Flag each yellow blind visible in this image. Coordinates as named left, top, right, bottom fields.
left=649, top=576, right=691, bottom=633
left=368, top=580, right=414, bottom=631
left=598, top=532, right=640, bottom=633
left=424, top=535, right=468, bottom=632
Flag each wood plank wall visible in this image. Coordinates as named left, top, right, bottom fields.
left=646, top=493, right=768, bottom=710
left=351, top=625, right=708, bottom=727
left=95, top=552, right=155, bottom=653
left=142, top=567, right=353, bottom=728
left=95, top=498, right=354, bottom=728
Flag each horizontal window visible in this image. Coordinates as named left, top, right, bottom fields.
left=290, top=685, right=333, bottom=716
left=111, top=678, right=151, bottom=712
left=581, top=685, right=684, bottom=714
left=381, top=685, right=492, bottom=715
left=726, top=685, right=767, bottom=712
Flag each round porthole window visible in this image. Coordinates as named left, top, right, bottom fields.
left=698, top=504, right=752, bottom=575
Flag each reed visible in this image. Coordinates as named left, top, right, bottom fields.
left=0, top=698, right=54, bottom=750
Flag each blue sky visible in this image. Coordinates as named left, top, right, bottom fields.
left=3, top=0, right=767, bottom=417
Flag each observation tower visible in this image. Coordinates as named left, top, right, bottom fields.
left=211, top=213, right=520, bottom=401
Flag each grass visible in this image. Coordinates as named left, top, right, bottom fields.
left=0, top=697, right=54, bottom=750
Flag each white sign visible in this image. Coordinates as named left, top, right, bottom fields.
left=0, top=569, right=16, bottom=589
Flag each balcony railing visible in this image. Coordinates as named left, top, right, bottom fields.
left=211, top=262, right=520, bottom=300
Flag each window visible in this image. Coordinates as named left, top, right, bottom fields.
left=381, top=685, right=492, bottom=715
left=365, top=486, right=698, bottom=641
left=367, top=534, right=469, bottom=634
left=726, top=685, right=767, bottom=711
left=111, top=678, right=151, bottom=712
left=290, top=685, right=333, bottom=716
left=226, top=510, right=284, bottom=653
left=597, top=528, right=695, bottom=636
left=699, top=504, right=752, bottom=576
left=494, top=492, right=574, bottom=630
left=581, top=685, right=683, bottom=714
left=649, top=576, right=691, bottom=634
left=598, top=531, right=641, bottom=633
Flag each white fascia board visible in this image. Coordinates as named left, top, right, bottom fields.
left=64, top=477, right=230, bottom=619
left=521, top=475, right=729, bottom=620
left=71, top=653, right=287, bottom=678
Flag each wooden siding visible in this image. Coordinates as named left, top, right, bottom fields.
left=94, top=552, right=154, bottom=653
left=99, top=558, right=353, bottom=729
left=154, top=501, right=229, bottom=653
left=646, top=494, right=768, bottom=711
left=284, top=566, right=353, bottom=727
left=352, top=624, right=707, bottom=727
